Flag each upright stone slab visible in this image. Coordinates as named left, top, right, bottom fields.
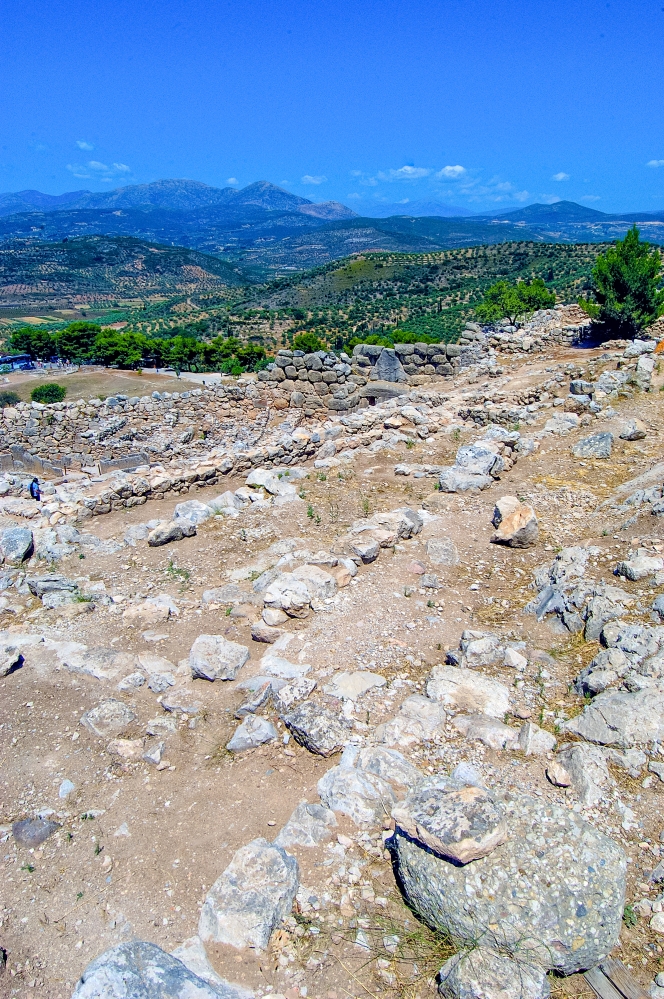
left=199, top=838, right=299, bottom=951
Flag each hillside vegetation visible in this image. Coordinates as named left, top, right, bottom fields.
left=0, top=235, right=250, bottom=307
left=125, top=241, right=603, bottom=348
left=1, top=241, right=605, bottom=366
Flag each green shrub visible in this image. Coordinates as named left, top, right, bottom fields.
left=292, top=332, right=325, bottom=353
left=0, top=390, right=20, bottom=407
left=31, top=383, right=67, bottom=404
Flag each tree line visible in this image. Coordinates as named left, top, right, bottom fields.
left=8, top=322, right=268, bottom=375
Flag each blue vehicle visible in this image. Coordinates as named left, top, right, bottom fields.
left=0, top=353, right=34, bottom=371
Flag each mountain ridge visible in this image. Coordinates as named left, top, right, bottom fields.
left=0, top=179, right=358, bottom=220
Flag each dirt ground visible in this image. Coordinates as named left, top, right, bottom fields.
left=2, top=343, right=664, bottom=998
left=0, top=367, right=208, bottom=403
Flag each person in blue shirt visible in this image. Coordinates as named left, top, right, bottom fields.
left=29, top=478, right=40, bottom=501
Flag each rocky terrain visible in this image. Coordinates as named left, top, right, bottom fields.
left=3, top=309, right=664, bottom=999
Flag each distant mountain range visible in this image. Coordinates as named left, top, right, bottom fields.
left=0, top=180, right=356, bottom=220
left=0, top=180, right=663, bottom=275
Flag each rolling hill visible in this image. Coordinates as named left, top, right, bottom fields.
left=0, top=182, right=663, bottom=276
left=0, top=235, right=251, bottom=308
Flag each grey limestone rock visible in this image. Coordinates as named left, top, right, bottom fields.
left=556, top=743, right=613, bottom=805
left=1, top=526, right=34, bottom=565
left=374, top=694, right=447, bottom=747
left=274, top=801, right=337, bottom=847
left=392, top=780, right=507, bottom=864
left=226, top=715, right=277, bottom=752
left=173, top=499, right=214, bottom=525
left=282, top=700, right=351, bottom=756
left=317, top=764, right=397, bottom=826
left=263, top=573, right=311, bottom=617
left=355, top=745, right=423, bottom=791
left=426, top=665, right=510, bottom=719
left=71, top=941, right=245, bottom=999
left=425, top=538, right=459, bottom=566
left=372, top=348, right=408, bottom=383
left=199, top=838, right=299, bottom=951
left=273, top=676, right=317, bottom=713
left=438, top=946, right=550, bottom=999
left=80, top=699, right=137, bottom=738
left=562, top=688, right=664, bottom=746
left=26, top=573, right=78, bottom=598
left=391, top=792, right=626, bottom=975
left=170, top=937, right=252, bottom=995
left=438, top=467, right=493, bottom=493
left=615, top=555, right=663, bottom=581
left=0, top=641, right=23, bottom=678
left=452, top=714, right=520, bottom=751
left=148, top=520, right=197, bottom=546
left=189, top=634, right=250, bottom=681
left=572, top=432, right=613, bottom=459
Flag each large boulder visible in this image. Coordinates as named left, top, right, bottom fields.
left=391, top=790, right=626, bottom=975
left=392, top=781, right=507, bottom=864
left=438, top=467, right=493, bottom=493
left=189, top=634, right=249, bottom=681
left=455, top=442, right=504, bottom=478
left=199, top=838, right=298, bottom=951
left=372, top=347, right=408, bottom=383
left=71, top=940, right=246, bottom=998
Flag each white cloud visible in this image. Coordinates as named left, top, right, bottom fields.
left=66, top=159, right=132, bottom=182
left=301, top=174, right=327, bottom=185
left=436, top=165, right=465, bottom=179
left=580, top=195, right=601, bottom=202
left=226, top=177, right=239, bottom=185
left=552, top=172, right=570, bottom=181
left=540, top=194, right=562, bottom=204
left=647, top=159, right=664, bottom=168
left=379, top=165, right=431, bottom=181
left=76, top=140, right=94, bottom=151
left=350, top=169, right=362, bottom=177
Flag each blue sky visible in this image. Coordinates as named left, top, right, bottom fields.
left=1, top=0, right=663, bottom=213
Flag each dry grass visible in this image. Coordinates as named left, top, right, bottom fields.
left=2, top=367, right=194, bottom=401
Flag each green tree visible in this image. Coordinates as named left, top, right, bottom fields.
left=292, top=332, right=325, bottom=352
left=92, top=331, right=149, bottom=368
left=165, top=335, right=203, bottom=373
left=579, top=226, right=664, bottom=336
left=55, top=322, right=102, bottom=361
left=475, top=279, right=556, bottom=325
left=9, top=326, right=57, bottom=360
left=31, top=383, right=66, bottom=403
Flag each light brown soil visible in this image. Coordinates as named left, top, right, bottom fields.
left=2, top=343, right=664, bottom=998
